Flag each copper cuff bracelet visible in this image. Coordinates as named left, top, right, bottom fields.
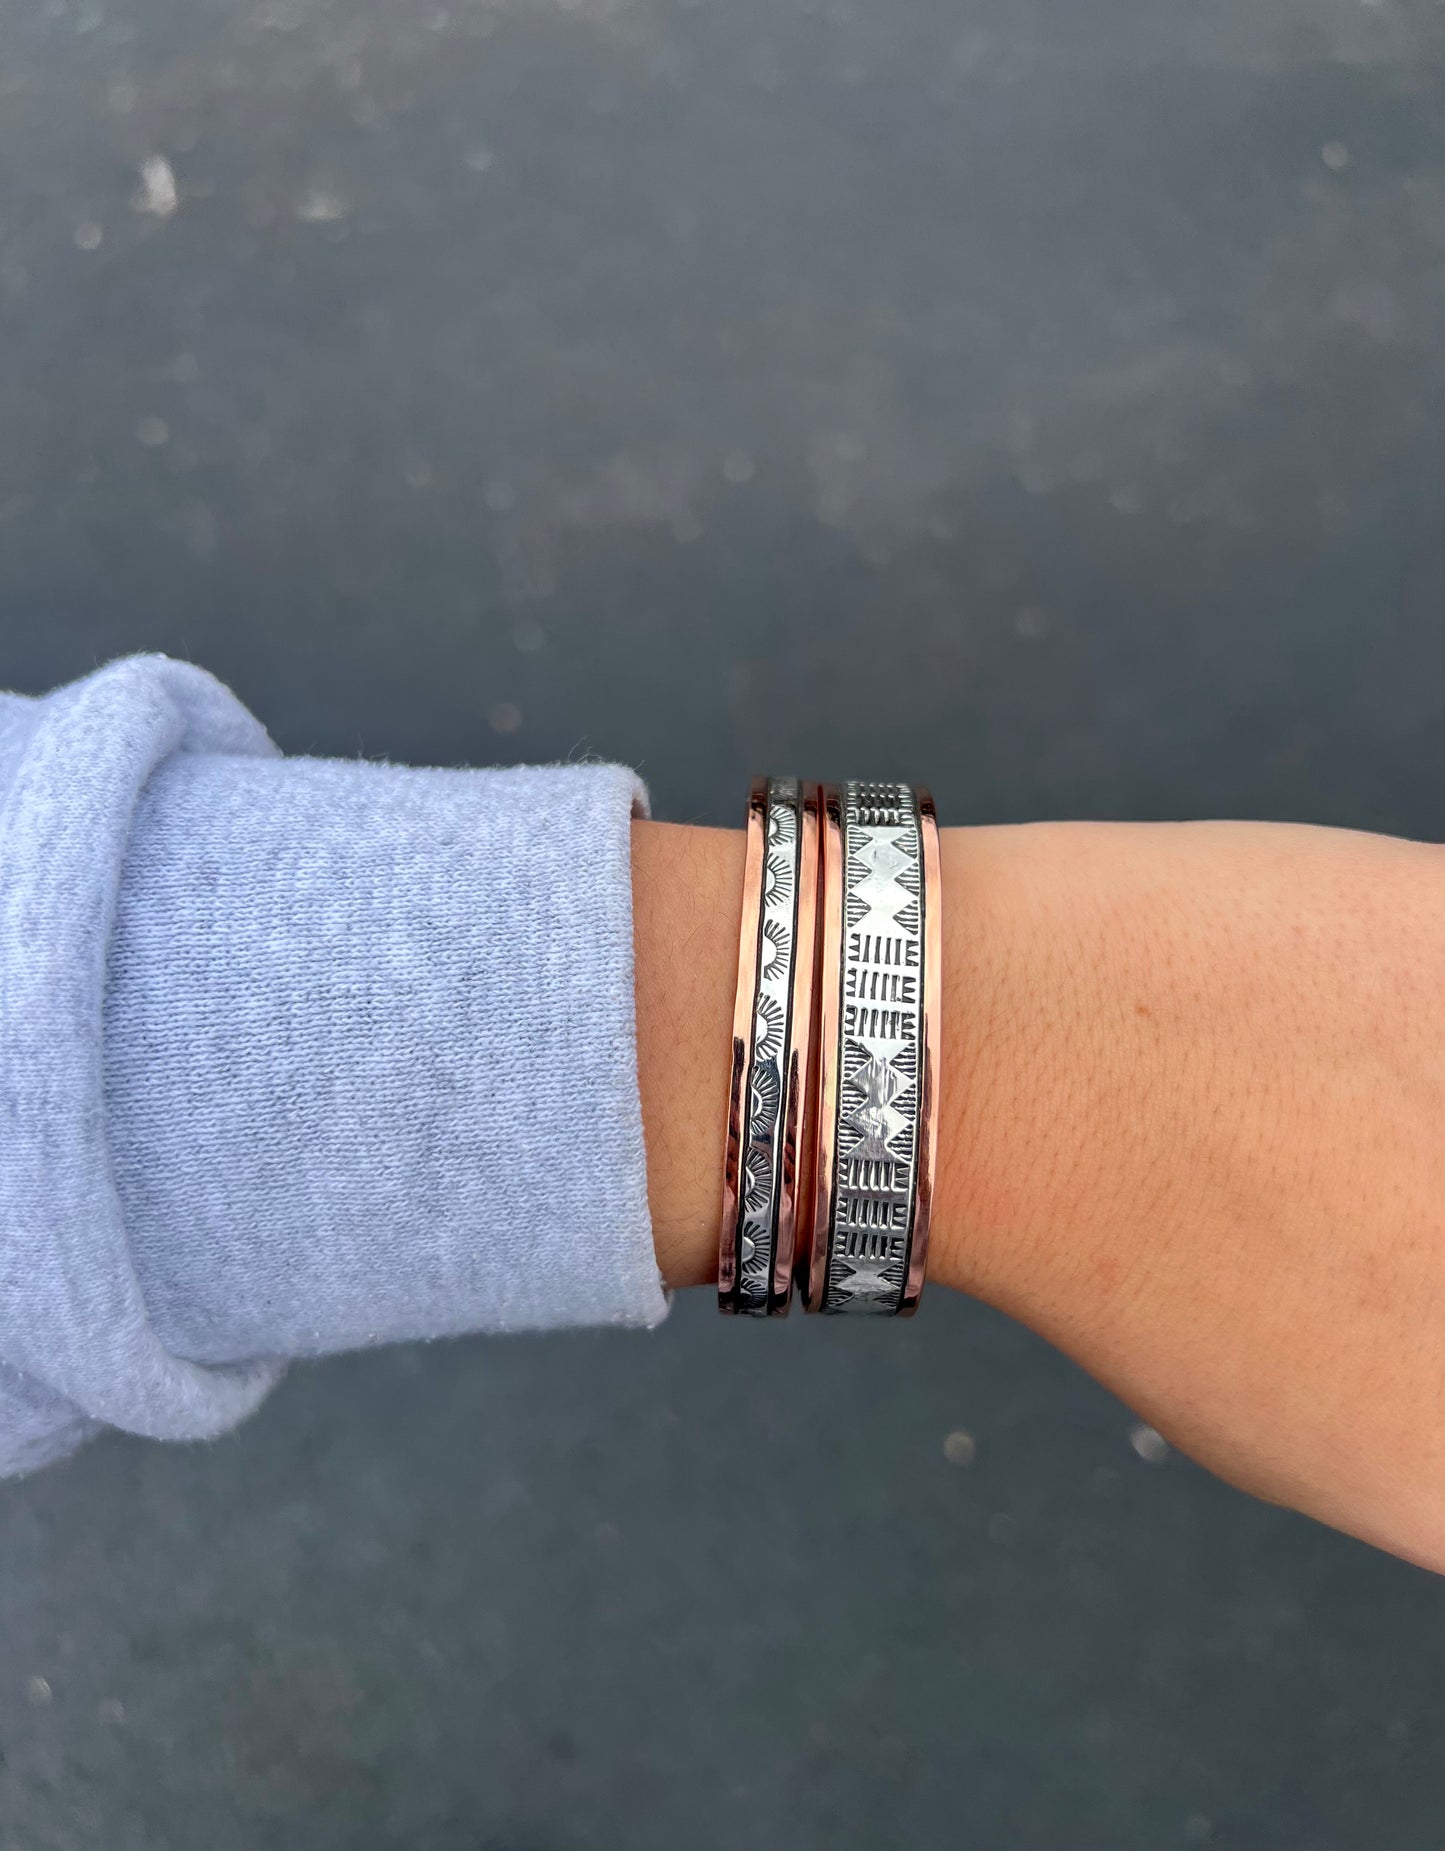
left=717, top=776, right=820, bottom=1316
left=804, top=779, right=940, bottom=1316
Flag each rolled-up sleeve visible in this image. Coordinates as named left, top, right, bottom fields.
left=0, top=655, right=667, bottom=1476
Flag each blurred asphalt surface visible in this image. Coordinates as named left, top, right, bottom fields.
left=0, top=1, right=1443, bottom=1846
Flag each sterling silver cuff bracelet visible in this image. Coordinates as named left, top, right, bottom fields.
left=803, top=780, right=941, bottom=1316
left=717, top=776, right=820, bottom=1316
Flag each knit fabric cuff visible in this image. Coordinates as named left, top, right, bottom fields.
left=0, top=656, right=667, bottom=1475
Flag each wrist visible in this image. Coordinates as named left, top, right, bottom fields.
left=633, top=806, right=1445, bottom=1568
left=629, top=813, right=1051, bottom=1306
left=631, top=818, right=745, bottom=1289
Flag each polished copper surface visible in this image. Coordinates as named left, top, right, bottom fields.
left=770, top=779, right=820, bottom=1314
left=899, top=785, right=940, bottom=1316
left=801, top=782, right=843, bottom=1312
left=716, top=776, right=767, bottom=1313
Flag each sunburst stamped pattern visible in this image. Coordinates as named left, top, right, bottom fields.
left=735, top=779, right=800, bottom=1313
left=823, top=780, right=926, bottom=1314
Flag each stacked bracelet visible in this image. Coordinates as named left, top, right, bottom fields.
left=719, top=775, right=940, bottom=1319
left=717, top=777, right=820, bottom=1316
left=807, top=780, right=940, bottom=1315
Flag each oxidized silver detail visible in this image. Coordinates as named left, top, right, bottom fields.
left=822, top=780, right=925, bottom=1314
left=734, top=777, right=801, bottom=1313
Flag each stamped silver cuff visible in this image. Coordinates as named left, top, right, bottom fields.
left=804, top=780, right=941, bottom=1316
left=717, top=776, right=819, bottom=1316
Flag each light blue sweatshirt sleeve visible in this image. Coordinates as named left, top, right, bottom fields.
left=0, top=655, right=668, bottom=1476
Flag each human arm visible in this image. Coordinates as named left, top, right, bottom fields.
left=633, top=816, right=1445, bottom=1571
left=5, top=651, right=1441, bottom=1565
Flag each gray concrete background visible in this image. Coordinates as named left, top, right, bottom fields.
left=1, top=0, right=1443, bottom=1844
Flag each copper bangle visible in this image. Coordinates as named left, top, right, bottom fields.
left=717, top=776, right=819, bottom=1315
left=802, top=780, right=940, bottom=1316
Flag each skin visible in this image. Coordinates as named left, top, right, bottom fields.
left=631, top=817, right=1445, bottom=1573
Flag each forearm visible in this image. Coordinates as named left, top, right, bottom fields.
left=0, top=656, right=673, bottom=1475
left=633, top=816, right=1445, bottom=1568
